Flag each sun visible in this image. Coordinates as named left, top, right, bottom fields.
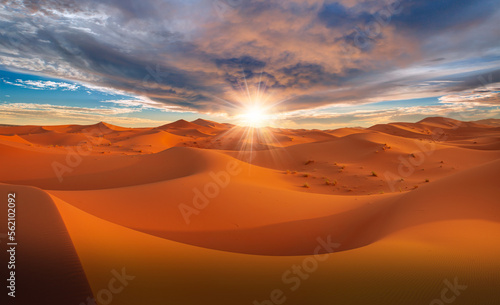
left=238, top=105, right=272, bottom=127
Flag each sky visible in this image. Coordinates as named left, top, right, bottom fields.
left=0, top=0, right=499, bottom=128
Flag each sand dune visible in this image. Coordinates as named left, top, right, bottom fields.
left=473, top=118, right=500, bottom=127
left=157, top=119, right=218, bottom=134
left=20, top=130, right=106, bottom=146
left=191, top=118, right=229, bottom=129
left=370, top=117, right=500, bottom=141
left=0, top=134, right=33, bottom=145
left=1, top=116, right=499, bottom=304
left=0, top=185, right=92, bottom=304
left=0, top=146, right=215, bottom=190
left=0, top=125, right=50, bottom=135
left=115, top=130, right=188, bottom=152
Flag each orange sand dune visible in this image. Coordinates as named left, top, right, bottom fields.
left=49, top=157, right=500, bottom=256
left=324, top=127, right=366, bottom=137
left=473, top=118, right=500, bottom=127
left=191, top=118, right=229, bottom=129
left=115, top=130, right=188, bottom=152
left=1, top=116, right=499, bottom=304
left=370, top=117, right=500, bottom=141
left=0, top=146, right=216, bottom=190
left=166, top=127, right=214, bottom=138
left=19, top=130, right=105, bottom=146
left=0, top=185, right=93, bottom=304
left=66, top=121, right=132, bottom=133
left=0, top=125, right=51, bottom=135
left=156, top=119, right=219, bottom=134
left=48, top=188, right=500, bottom=305
left=0, top=134, right=32, bottom=145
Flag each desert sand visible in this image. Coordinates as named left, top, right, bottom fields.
left=1, top=116, right=500, bottom=304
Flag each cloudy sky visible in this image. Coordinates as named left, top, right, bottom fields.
left=0, top=0, right=499, bottom=128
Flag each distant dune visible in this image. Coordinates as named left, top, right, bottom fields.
left=1, top=116, right=499, bottom=305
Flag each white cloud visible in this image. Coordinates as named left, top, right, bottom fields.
left=0, top=102, right=164, bottom=127
left=2, top=79, right=80, bottom=91
left=99, top=98, right=188, bottom=112
left=439, top=89, right=500, bottom=106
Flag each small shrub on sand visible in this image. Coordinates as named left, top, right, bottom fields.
left=305, top=160, right=315, bottom=165
left=425, top=179, right=430, bottom=183
left=292, top=170, right=297, bottom=174
left=285, top=170, right=291, bottom=174
left=303, top=173, right=310, bottom=177
left=325, top=179, right=331, bottom=185
left=303, top=183, right=310, bottom=188
left=371, top=171, right=378, bottom=177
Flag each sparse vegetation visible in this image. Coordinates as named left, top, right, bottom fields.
left=285, top=170, right=291, bottom=174
left=371, top=171, right=378, bottom=177
left=292, top=170, right=297, bottom=174
left=305, top=160, right=315, bottom=165
left=425, top=179, right=430, bottom=183
left=303, top=173, right=310, bottom=177
left=303, top=183, right=310, bottom=188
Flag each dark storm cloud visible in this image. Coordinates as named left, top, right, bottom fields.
left=0, top=0, right=499, bottom=115
left=318, top=2, right=372, bottom=29
left=392, top=0, right=497, bottom=34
